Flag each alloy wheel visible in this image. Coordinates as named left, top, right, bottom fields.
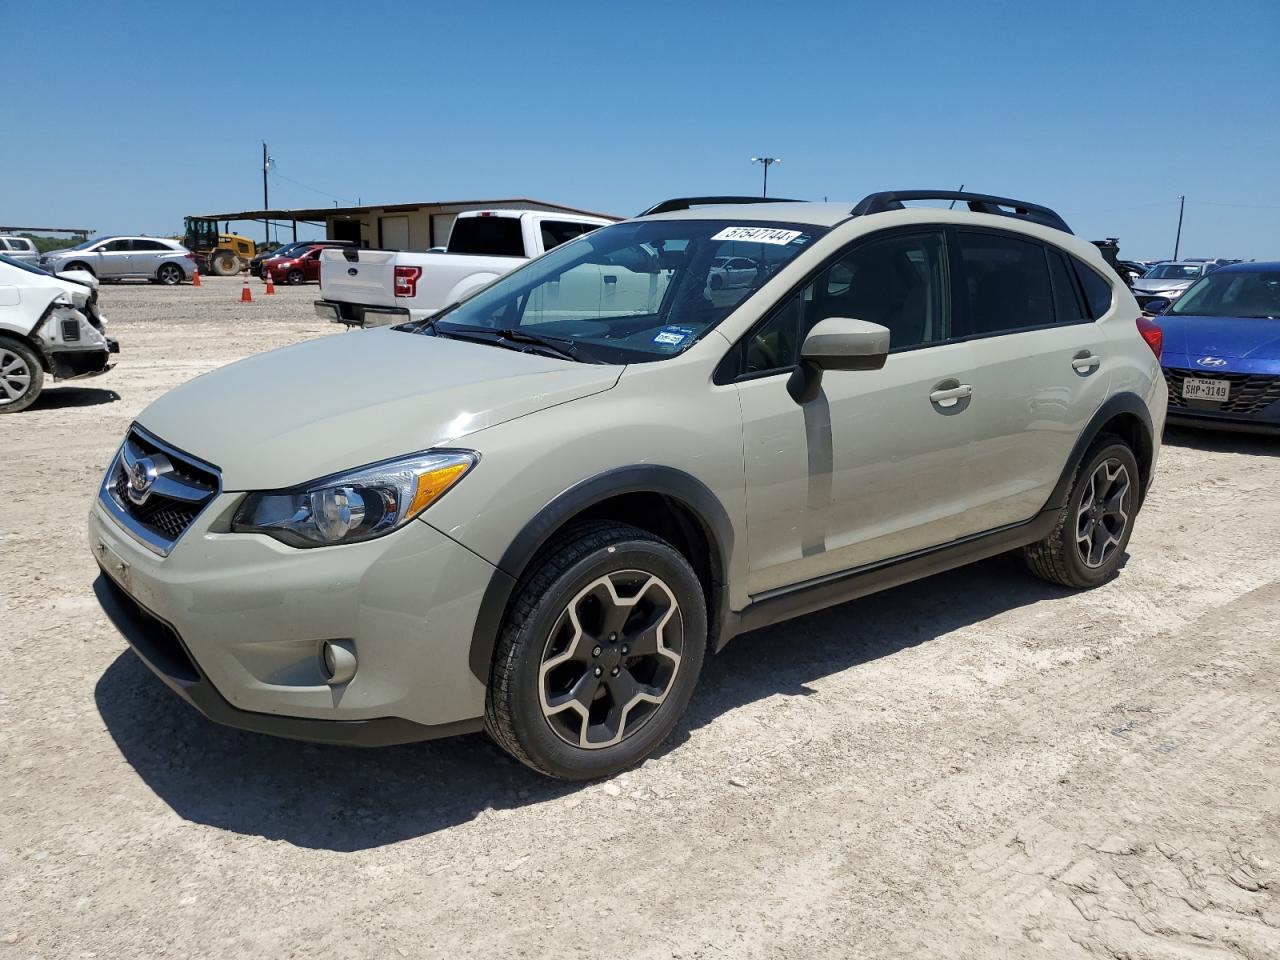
left=159, top=264, right=181, bottom=284
left=0, top=348, right=32, bottom=405
left=1075, top=458, right=1131, bottom=569
left=539, top=570, right=683, bottom=749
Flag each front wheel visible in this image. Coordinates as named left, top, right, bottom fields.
left=286, top=268, right=305, bottom=285
left=1024, top=436, right=1140, bottom=588
left=210, top=251, right=239, bottom=276
left=486, top=522, right=707, bottom=780
left=0, top=337, right=44, bottom=413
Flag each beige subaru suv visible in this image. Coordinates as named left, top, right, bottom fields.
left=90, top=191, right=1167, bottom=780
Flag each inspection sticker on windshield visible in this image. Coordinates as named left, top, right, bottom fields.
left=653, top=325, right=695, bottom=347
left=711, top=226, right=804, bottom=245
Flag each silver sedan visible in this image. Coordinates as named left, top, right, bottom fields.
left=41, top=236, right=195, bottom=285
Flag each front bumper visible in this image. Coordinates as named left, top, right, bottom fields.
left=89, top=492, right=499, bottom=742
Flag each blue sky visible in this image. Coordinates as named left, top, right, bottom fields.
left=7, top=0, right=1279, bottom=260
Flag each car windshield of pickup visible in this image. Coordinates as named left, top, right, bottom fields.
left=421, top=219, right=826, bottom=363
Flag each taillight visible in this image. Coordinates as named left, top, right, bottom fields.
left=184, top=252, right=195, bottom=260
left=1136, top=316, right=1162, bottom=359
left=394, top=265, right=422, bottom=298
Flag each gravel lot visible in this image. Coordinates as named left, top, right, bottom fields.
left=2, top=276, right=1278, bottom=959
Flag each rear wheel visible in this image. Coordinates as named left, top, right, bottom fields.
left=210, top=251, right=239, bottom=276
left=1024, top=436, right=1140, bottom=588
left=286, top=268, right=305, bottom=285
left=156, top=263, right=183, bottom=285
left=0, top=337, right=44, bottom=414
left=486, top=522, right=707, bottom=780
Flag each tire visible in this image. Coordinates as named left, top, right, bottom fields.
left=710, top=274, right=724, bottom=290
left=157, top=263, right=183, bottom=285
left=286, top=269, right=305, bottom=285
left=65, top=261, right=94, bottom=277
left=0, top=336, right=45, bottom=414
left=210, top=251, right=239, bottom=276
left=486, top=521, right=707, bottom=780
left=1023, top=435, right=1140, bottom=589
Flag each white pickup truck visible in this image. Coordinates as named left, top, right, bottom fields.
left=314, top=209, right=614, bottom=327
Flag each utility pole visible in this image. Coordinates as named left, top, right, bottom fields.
left=1173, top=194, right=1185, bottom=260
left=751, top=157, right=781, bottom=197
left=262, top=142, right=272, bottom=245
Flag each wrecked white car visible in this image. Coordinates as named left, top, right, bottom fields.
left=0, top=254, right=117, bottom=413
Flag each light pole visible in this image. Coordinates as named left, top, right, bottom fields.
left=262, top=142, right=274, bottom=245
left=751, top=156, right=781, bottom=198
left=1173, top=194, right=1185, bottom=260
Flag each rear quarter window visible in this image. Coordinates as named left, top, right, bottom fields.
left=1072, top=258, right=1114, bottom=318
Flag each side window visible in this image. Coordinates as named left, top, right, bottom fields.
left=101, top=239, right=132, bottom=252
left=955, top=231, right=1055, bottom=336
left=1072, top=258, right=1114, bottom=318
left=540, top=221, right=589, bottom=251
left=130, top=239, right=169, bottom=252
left=738, top=230, right=948, bottom=377
left=1047, top=249, right=1088, bottom=324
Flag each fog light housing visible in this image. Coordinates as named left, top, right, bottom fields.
left=320, top=640, right=357, bottom=685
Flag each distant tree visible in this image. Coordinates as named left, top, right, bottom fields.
left=19, top=234, right=87, bottom=254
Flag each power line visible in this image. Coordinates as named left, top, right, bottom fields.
left=268, top=169, right=351, bottom=205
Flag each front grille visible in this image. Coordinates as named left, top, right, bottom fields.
left=102, top=427, right=220, bottom=554
left=1164, top=368, right=1280, bottom=415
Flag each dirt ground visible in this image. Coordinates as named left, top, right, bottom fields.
left=1, top=276, right=1277, bottom=959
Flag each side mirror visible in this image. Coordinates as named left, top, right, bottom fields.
left=787, top=317, right=890, bottom=403
left=1143, top=297, right=1171, bottom=315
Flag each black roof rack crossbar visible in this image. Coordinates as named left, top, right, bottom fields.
left=850, top=190, right=1072, bottom=235
left=640, top=196, right=801, bottom=216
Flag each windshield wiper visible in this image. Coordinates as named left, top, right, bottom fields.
left=436, top=325, right=595, bottom=363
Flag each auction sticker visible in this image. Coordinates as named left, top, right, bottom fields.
left=711, top=226, right=803, bottom=245
left=653, top=325, right=695, bottom=347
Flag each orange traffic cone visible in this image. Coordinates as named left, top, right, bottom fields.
left=264, top=272, right=276, bottom=295
left=192, top=267, right=201, bottom=287
left=240, top=273, right=253, bottom=303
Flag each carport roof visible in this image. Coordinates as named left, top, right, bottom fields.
left=192, top=198, right=621, bottom=222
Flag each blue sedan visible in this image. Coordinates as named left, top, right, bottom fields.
left=1149, top=262, right=1280, bottom=433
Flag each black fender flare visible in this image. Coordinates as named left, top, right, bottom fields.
left=1044, top=391, right=1155, bottom=512
left=467, top=465, right=736, bottom=682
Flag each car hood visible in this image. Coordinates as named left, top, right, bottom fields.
left=1156, top=313, right=1280, bottom=361
left=135, top=329, right=623, bottom=490
left=1133, top=278, right=1194, bottom=293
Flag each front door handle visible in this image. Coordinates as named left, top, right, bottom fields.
left=929, top=384, right=973, bottom=407
left=1072, top=352, right=1102, bottom=373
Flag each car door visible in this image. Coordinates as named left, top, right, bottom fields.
left=130, top=239, right=170, bottom=277
left=303, top=247, right=324, bottom=282
left=95, top=238, right=133, bottom=278
left=947, top=228, right=1115, bottom=530
left=732, top=227, right=982, bottom=595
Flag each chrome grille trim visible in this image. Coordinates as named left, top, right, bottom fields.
left=98, top=425, right=222, bottom=557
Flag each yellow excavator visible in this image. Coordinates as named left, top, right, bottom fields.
left=183, top=217, right=257, bottom=276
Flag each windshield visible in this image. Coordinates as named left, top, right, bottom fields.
left=422, top=219, right=826, bottom=363
left=1145, top=263, right=1203, bottom=280
left=0, top=253, right=56, bottom=276
left=1171, top=269, right=1280, bottom=319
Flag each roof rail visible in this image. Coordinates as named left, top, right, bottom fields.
left=639, top=196, right=800, bottom=216
left=850, top=190, right=1072, bottom=235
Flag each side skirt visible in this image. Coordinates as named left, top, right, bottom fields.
left=722, top=507, right=1059, bottom=643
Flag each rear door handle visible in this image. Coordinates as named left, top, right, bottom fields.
left=929, top=384, right=973, bottom=407
left=1072, top=352, right=1102, bottom=373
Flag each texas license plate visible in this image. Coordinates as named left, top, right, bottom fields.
left=1183, top=377, right=1230, bottom=402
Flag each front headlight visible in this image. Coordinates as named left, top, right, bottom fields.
left=231, top=450, right=477, bottom=548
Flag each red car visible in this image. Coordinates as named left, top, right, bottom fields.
left=262, top=243, right=342, bottom=285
